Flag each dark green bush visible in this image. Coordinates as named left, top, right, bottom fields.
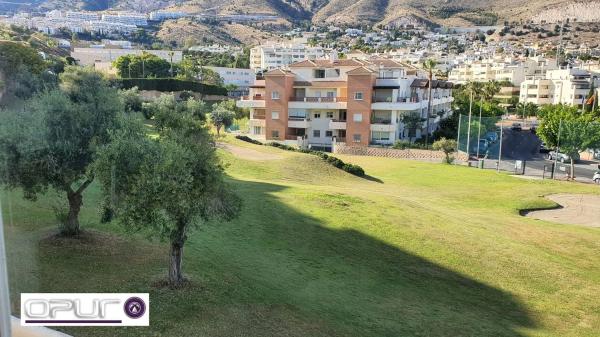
left=343, top=164, right=365, bottom=177
left=115, top=78, right=227, bottom=95
left=235, top=135, right=263, bottom=145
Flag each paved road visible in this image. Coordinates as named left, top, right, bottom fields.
left=477, top=128, right=599, bottom=182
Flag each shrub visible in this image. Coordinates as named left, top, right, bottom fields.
left=115, top=78, right=227, bottom=95
left=235, top=135, right=263, bottom=145
left=343, top=164, right=365, bottom=177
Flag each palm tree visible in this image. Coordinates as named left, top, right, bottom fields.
left=483, top=80, right=501, bottom=101
left=423, top=59, right=437, bottom=146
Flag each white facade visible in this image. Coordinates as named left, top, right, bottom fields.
left=102, top=13, right=148, bottom=26
left=250, top=43, right=329, bottom=71
left=204, top=67, right=255, bottom=88
left=449, top=57, right=556, bottom=86
left=520, top=68, right=599, bottom=107
left=149, top=11, right=187, bottom=21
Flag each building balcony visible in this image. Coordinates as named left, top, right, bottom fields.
left=329, top=119, right=347, bottom=130
left=249, top=119, right=266, bottom=127
left=237, top=95, right=266, bottom=108
left=370, top=124, right=396, bottom=132
left=288, top=117, right=310, bottom=128
left=288, top=96, right=347, bottom=109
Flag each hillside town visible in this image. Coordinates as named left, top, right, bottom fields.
left=1, top=2, right=600, bottom=337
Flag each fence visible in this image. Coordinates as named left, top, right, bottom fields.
left=333, top=143, right=468, bottom=161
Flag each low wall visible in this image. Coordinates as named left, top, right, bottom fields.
left=333, top=143, right=468, bottom=161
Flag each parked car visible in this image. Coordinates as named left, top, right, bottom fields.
left=539, top=142, right=550, bottom=154
left=484, top=131, right=498, bottom=143
left=546, top=151, right=580, bottom=163
left=511, top=123, right=522, bottom=131
left=470, top=139, right=489, bottom=155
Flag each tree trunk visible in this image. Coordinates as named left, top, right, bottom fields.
left=570, top=158, right=575, bottom=180
left=216, top=124, right=221, bottom=137
left=64, top=191, right=82, bottom=236
left=168, top=225, right=187, bottom=287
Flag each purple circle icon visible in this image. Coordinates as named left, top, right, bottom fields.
left=124, top=297, right=146, bottom=319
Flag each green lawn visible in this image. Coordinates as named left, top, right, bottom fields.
left=3, top=136, right=600, bottom=337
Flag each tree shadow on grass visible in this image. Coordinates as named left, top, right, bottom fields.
left=207, top=179, right=537, bottom=337
left=13, top=179, right=537, bottom=337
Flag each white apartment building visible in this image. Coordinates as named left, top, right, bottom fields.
left=520, top=68, right=599, bottom=107
left=65, top=11, right=100, bottom=21
left=449, top=57, right=556, bottom=86
left=250, top=43, right=329, bottom=72
left=204, top=67, right=255, bottom=88
left=149, top=11, right=187, bottom=21
left=101, top=12, right=148, bottom=26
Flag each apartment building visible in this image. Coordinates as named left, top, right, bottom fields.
left=204, top=66, right=255, bottom=88
left=520, top=68, right=599, bottom=107
left=237, top=58, right=454, bottom=150
left=449, top=56, right=556, bottom=86
left=101, top=12, right=148, bottom=26
left=249, top=43, right=329, bottom=72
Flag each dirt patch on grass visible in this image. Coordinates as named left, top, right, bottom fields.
left=524, top=194, right=600, bottom=227
left=218, top=143, right=281, bottom=161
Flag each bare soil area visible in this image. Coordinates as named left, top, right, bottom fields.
left=525, top=194, right=600, bottom=227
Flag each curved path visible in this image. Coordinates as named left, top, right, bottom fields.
left=217, top=143, right=281, bottom=161
left=525, top=194, right=600, bottom=227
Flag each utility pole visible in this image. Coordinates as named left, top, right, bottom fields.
left=556, top=20, right=565, bottom=68
left=476, top=96, right=483, bottom=158
left=456, top=113, right=462, bottom=155
left=466, top=90, right=474, bottom=161
left=498, top=117, right=504, bottom=173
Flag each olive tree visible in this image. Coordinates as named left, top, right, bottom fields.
left=95, top=111, right=241, bottom=287
left=210, top=102, right=235, bottom=136
left=0, top=67, right=123, bottom=236
left=432, top=138, right=458, bottom=164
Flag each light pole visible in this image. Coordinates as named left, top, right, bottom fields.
left=476, top=96, right=483, bottom=158
left=466, top=90, right=474, bottom=160
left=497, top=116, right=504, bottom=172
left=552, top=119, right=563, bottom=179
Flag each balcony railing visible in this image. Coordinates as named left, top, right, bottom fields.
left=371, top=119, right=392, bottom=124
left=372, top=96, right=421, bottom=103
left=290, top=97, right=347, bottom=102
left=288, top=116, right=309, bottom=121
left=331, top=119, right=347, bottom=122
left=252, top=114, right=266, bottom=120
left=242, top=95, right=265, bottom=100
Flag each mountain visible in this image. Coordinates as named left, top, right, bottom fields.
left=5, top=0, right=598, bottom=28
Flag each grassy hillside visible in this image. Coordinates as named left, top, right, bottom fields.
left=3, top=135, right=600, bottom=337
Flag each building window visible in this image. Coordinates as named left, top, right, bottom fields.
left=253, top=126, right=262, bottom=135
left=326, top=111, right=334, bottom=118
left=314, top=69, right=325, bottom=78
left=271, top=91, right=280, bottom=100
left=353, top=134, right=362, bottom=143
left=372, top=131, right=390, bottom=141
left=313, top=130, right=321, bottom=138
left=354, top=92, right=364, bottom=100
left=325, top=130, right=333, bottom=137
left=271, top=111, right=279, bottom=120
left=353, top=113, right=363, bottom=122
left=271, top=130, right=279, bottom=138
left=314, top=112, right=321, bottom=119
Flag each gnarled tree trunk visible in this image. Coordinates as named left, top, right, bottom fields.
left=169, top=223, right=187, bottom=287
left=64, top=190, right=83, bottom=236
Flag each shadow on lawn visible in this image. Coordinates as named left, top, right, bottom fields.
left=5, top=178, right=536, bottom=337
left=219, top=179, right=536, bottom=337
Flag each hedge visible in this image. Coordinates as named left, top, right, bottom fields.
left=115, top=78, right=227, bottom=95
left=235, top=135, right=365, bottom=177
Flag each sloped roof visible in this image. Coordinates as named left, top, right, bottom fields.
left=264, top=68, right=292, bottom=76
left=346, top=66, right=376, bottom=75
left=289, top=59, right=366, bottom=68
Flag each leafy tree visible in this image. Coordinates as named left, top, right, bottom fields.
left=537, top=104, right=600, bottom=178
left=432, top=138, right=458, bottom=164
left=0, top=67, right=123, bottom=235
left=113, top=53, right=172, bottom=79
left=210, top=102, right=236, bottom=136
left=95, top=110, right=241, bottom=287
left=147, top=94, right=209, bottom=127
left=482, top=80, right=501, bottom=101
left=516, top=102, right=538, bottom=119
left=401, top=112, right=425, bottom=143
left=119, top=87, right=143, bottom=113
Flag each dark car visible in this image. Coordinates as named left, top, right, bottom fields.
left=539, top=142, right=550, bottom=154
left=511, top=123, right=522, bottom=131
